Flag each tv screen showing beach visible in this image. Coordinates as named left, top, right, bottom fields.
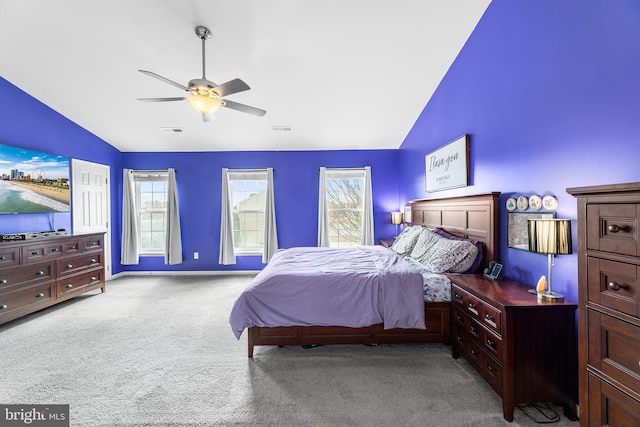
left=0, top=143, right=70, bottom=214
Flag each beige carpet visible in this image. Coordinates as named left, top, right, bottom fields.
left=0, top=275, right=578, bottom=426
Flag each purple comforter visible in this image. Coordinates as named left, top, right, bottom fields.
left=229, top=245, right=425, bottom=339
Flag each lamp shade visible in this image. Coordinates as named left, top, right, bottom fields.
left=391, top=212, right=403, bottom=225
left=528, top=219, right=572, bottom=255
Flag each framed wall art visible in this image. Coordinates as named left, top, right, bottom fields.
left=425, top=134, right=469, bottom=192
left=507, top=211, right=555, bottom=251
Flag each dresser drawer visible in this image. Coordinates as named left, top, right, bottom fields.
left=0, top=246, right=20, bottom=267
left=588, top=373, right=640, bottom=427
left=587, top=203, right=640, bottom=257
left=0, top=262, right=53, bottom=291
left=21, top=242, right=65, bottom=263
left=56, top=269, right=103, bottom=299
left=453, top=286, right=502, bottom=335
left=587, top=257, right=639, bottom=318
left=82, top=234, right=104, bottom=253
left=0, top=282, right=53, bottom=317
left=588, top=310, right=640, bottom=394
left=57, top=253, right=103, bottom=277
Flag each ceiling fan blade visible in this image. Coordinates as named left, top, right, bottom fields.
left=202, top=113, right=216, bottom=122
left=222, top=99, right=266, bottom=117
left=137, top=97, right=186, bottom=102
left=213, top=78, right=250, bottom=97
left=138, top=70, right=189, bottom=92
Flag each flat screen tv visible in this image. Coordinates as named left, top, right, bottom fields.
left=0, top=142, right=70, bottom=214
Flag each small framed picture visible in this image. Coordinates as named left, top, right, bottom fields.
left=507, top=212, right=555, bottom=251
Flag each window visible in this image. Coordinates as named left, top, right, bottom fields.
left=229, top=171, right=268, bottom=254
left=322, top=168, right=367, bottom=248
left=134, top=172, right=168, bottom=255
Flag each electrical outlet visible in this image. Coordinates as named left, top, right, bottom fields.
left=194, top=252, right=199, bottom=260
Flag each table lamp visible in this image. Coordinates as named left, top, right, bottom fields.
left=527, top=218, right=572, bottom=302
left=391, top=212, right=403, bottom=237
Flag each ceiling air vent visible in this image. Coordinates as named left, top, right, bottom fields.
left=160, top=127, right=183, bottom=133
left=271, top=126, right=292, bottom=132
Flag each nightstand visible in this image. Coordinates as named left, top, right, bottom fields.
left=449, top=274, right=578, bottom=422
left=378, top=238, right=395, bottom=248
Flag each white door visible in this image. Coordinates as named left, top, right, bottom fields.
left=71, top=159, right=111, bottom=279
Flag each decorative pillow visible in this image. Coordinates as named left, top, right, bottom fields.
left=417, top=235, right=479, bottom=274
left=390, top=225, right=423, bottom=255
left=433, top=227, right=484, bottom=273
left=409, top=228, right=441, bottom=262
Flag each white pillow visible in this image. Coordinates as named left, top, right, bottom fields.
left=390, top=225, right=423, bottom=255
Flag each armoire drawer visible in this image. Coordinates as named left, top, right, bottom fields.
left=0, top=246, right=20, bottom=267
left=588, top=310, right=640, bottom=394
left=587, top=203, right=640, bottom=257
left=588, top=373, right=640, bottom=427
left=587, top=257, right=639, bottom=318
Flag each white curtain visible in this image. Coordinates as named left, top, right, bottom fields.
left=121, top=169, right=139, bottom=265
left=317, top=167, right=330, bottom=247
left=262, top=168, right=279, bottom=263
left=164, top=168, right=183, bottom=265
left=361, top=166, right=374, bottom=245
left=219, top=168, right=236, bottom=265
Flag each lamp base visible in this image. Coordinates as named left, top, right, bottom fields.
left=537, top=291, right=564, bottom=302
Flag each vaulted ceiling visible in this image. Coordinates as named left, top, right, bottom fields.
left=0, top=0, right=490, bottom=152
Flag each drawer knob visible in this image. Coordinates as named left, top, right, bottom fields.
left=485, top=314, right=494, bottom=322
left=471, top=348, right=478, bottom=356
left=487, top=365, right=496, bottom=373
left=455, top=293, right=463, bottom=300
left=0, top=256, right=5, bottom=260
left=608, top=224, right=626, bottom=233
left=0, top=304, right=7, bottom=310
left=51, top=248, right=58, bottom=252
left=457, top=335, right=463, bottom=342
left=35, top=271, right=44, bottom=276
left=36, top=293, right=44, bottom=298
left=91, top=277, right=97, bottom=281
left=468, top=303, right=477, bottom=309
left=608, top=282, right=621, bottom=291
left=91, top=258, right=97, bottom=263
left=456, top=314, right=462, bottom=321
left=470, top=325, right=477, bottom=333
left=66, top=264, right=73, bottom=269
left=486, top=338, right=495, bottom=347
left=66, top=284, right=73, bottom=289
left=0, top=279, right=7, bottom=284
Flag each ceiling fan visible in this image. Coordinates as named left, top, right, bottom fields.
left=137, top=25, right=266, bottom=122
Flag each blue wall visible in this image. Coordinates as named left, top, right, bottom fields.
left=0, top=76, right=123, bottom=268
left=399, top=0, right=640, bottom=304
left=1, top=77, right=402, bottom=274
left=121, top=150, right=401, bottom=272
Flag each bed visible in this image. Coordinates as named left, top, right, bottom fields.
left=231, top=192, right=500, bottom=357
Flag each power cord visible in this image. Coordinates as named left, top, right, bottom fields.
left=516, top=402, right=561, bottom=424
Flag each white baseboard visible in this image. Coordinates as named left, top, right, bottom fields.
left=109, top=270, right=260, bottom=280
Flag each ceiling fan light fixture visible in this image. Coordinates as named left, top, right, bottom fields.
left=186, top=93, right=221, bottom=114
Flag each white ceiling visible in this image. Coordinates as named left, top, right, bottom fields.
left=0, top=0, right=490, bottom=152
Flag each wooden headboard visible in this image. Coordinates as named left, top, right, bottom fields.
left=410, top=192, right=500, bottom=268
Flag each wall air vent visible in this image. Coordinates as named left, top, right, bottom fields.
left=160, top=127, right=183, bottom=133
left=271, top=126, right=292, bottom=132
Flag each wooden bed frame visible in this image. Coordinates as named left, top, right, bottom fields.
left=247, top=192, right=500, bottom=357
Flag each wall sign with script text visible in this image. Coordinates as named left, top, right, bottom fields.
left=425, top=134, right=470, bottom=192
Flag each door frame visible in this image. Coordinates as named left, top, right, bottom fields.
left=70, top=159, right=112, bottom=280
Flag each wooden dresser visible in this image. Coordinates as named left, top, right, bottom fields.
left=449, top=274, right=578, bottom=422
left=0, top=232, right=105, bottom=326
left=568, top=183, right=640, bottom=426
